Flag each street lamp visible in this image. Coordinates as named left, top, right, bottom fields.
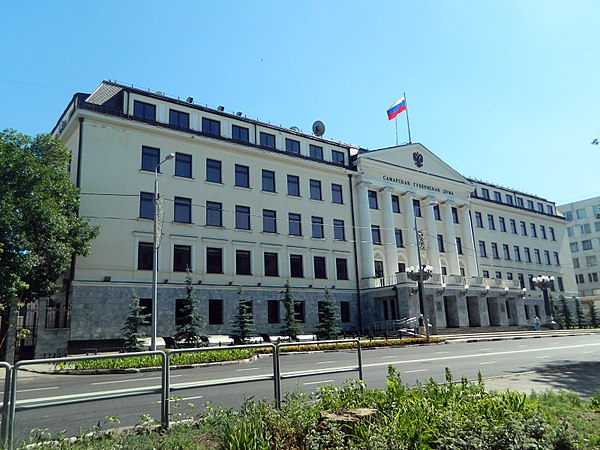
left=406, top=249, right=433, bottom=344
left=532, top=275, right=555, bottom=325
left=152, top=152, right=175, bottom=351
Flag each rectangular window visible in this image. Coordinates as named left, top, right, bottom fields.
left=368, top=190, right=378, bottom=209
left=137, top=242, right=153, bottom=270
left=268, top=300, right=280, bottom=323
left=235, top=205, right=251, bottom=230
left=494, top=191, right=502, bottom=202
left=502, top=244, right=510, bottom=260
left=475, top=212, right=483, bottom=228
left=309, top=144, right=323, bottom=160
left=524, top=247, right=532, bottom=263
left=287, top=175, right=300, bottom=196
left=374, top=261, right=384, bottom=278
left=232, top=124, right=250, bottom=143
left=437, top=234, right=445, bottom=252
left=576, top=208, right=587, bottom=219
left=340, top=301, right=350, bottom=322
left=264, top=252, right=279, bottom=277
left=290, top=254, right=304, bottom=278
left=540, top=225, right=547, bottom=239
left=333, top=219, right=345, bottom=241
left=583, top=239, right=593, bottom=250
left=481, top=188, right=490, bottom=199
left=312, top=216, right=324, bottom=238
left=285, top=138, right=300, bottom=154
left=262, top=170, right=276, bottom=192
left=495, top=271, right=502, bottom=279
left=236, top=250, right=252, bottom=275
left=573, top=258, right=580, bottom=269
left=310, top=179, right=322, bottom=200
left=206, top=201, right=223, bottom=227
left=557, top=277, right=564, bottom=291
left=530, top=223, right=537, bottom=238
left=169, top=109, right=189, bottom=129
left=514, top=246, right=521, bottom=261
left=518, top=273, right=525, bottom=288
left=565, top=211, right=573, bottom=221
left=544, top=250, right=551, bottom=265
left=208, top=299, right=223, bottom=325
left=173, top=245, right=191, bottom=272
left=452, top=207, right=459, bottom=224
left=289, top=213, right=302, bottom=236
left=527, top=200, right=534, bottom=209
left=392, top=195, right=401, bottom=213
left=433, top=205, right=441, bottom=221
left=133, top=100, right=156, bottom=120
left=499, top=217, right=506, bottom=232
left=587, top=255, right=598, bottom=267
left=206, top=159, right=222, bottom=183
left=546, top=205, right=554, bottom=215
left=174, top=197, right=192, bottom=223
left=491, top=242, right=499, bottom=259
left=505, top=194, right=514, bottom=205
left=570, top=242, right=579, bottom=252
left=516, top=197, right=524, bottom=207
left=206, top=248, right=223, bottom=273
left=314, top=256, right=327, bottom=279
left=371, top=225, right=381, bottom=244
left=413, top=199, right=421, bottom=217
left=139, top=192, right=154, bottom=219
left=294, top=301, right=306, bottom=323
left=456, top=237, right=463, bottom=254
left=553, top=252, right=560, bottom=266
left=235, top=164, right=250, bottom=188
left=520, top=221, right=527, bottom=236
left=534, top=249, right=542, bottom=264
left=260, top=132, right=276, bottom=149
left=507, top=272, right=513, bottom=280
left=332, top=184, right=344, bottom=204
left=510, top=219, right=517, bottom=234
left=139, top=298, right=152, bottom=318
left=263, top=209, right=277, bottom=233
left=202, top=117, right=221, bottom=136
left=488, top=214, right=495, bottom=230
left=332, top=150, right=345, bottom=165
left=336, top=258, right=349, bottom=280
left=479, top=241, right=487, bottom=258
left=483, top=270, right=490, bottom=278
left=175, top=153, right=192, bottom=178
left=395, top=229, right=404, bottom=247
left=175, top=299, right=186, bottom=326
left=141, top=146, right=160, bottom=172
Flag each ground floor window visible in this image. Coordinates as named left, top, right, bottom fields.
left=268, top=300, right=280, bottom=323
left=294, top=301, right=306, bottom=323
left=209, top=299, right=223, bottom=324
left=340, top=301, right=351, bottom=323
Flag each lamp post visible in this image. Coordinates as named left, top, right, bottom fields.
left=532, top=275, right=555, bottom=325
left=152, top=152, right=175, bottom=351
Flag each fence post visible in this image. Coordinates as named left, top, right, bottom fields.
left=0, top=363, right=12, bottom=450
left=162, top=351, right=170, bottom=428
left=274, top=345, right=281, bottom=409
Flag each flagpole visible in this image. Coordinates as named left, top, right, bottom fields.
left=404, top=91, right=412, bottom=144
left=395, top=117, right=398, bottom=146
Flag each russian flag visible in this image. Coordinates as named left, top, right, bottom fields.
left=387, top=96, right=406, bottom=120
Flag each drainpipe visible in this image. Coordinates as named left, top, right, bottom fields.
left=348, top=174, right=363, bottom=334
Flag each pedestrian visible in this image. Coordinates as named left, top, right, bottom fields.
left=418, top=314, right=425, bottom=336
left=534, top=316, right=541, bottom=331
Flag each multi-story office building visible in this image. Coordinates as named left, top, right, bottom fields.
left=23, top=81, right=576, bottom=358
left=557, top=197, right=600, bottom=297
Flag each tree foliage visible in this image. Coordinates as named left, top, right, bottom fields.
left=280, top=281, right=301, bottom=340
left=174, top=270, right=205, bottom=346
left=559, top=295, right=574, bottom=329
left=231, top=287, right=255, bottom=342
left=0, top=130, right=98, bottom=305
left=588, top=301, right=599, bottom=328
left=575, top=298, right=585, bottom=328
left=316, top=288, right=340, bottom=339
left=122, top=291, right=150, bottom=350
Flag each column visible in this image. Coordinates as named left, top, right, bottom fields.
left=381, top=187, right=398, bottom=278
left=423, top=199, right=441, bottom=274
left=460, top=206, right=478, bottom=277
left=401, top=192, right=418, bottom=267
left=441, top=202, right=459, bottom=275
left=356, top=181, right=375, bottom=279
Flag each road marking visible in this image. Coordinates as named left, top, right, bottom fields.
left=479, top=361, right=497, bottom=365
left=381, top=355, right=397, bottom=359
left=435, top=351, right=449, bottom=354
left=536, top=356, right=550, bottom=359
left=236, top=368, right=260, bottom=372
left=404, top=369, right=427, bottom=373
left=479, top=348, right=492, bottom=351
left=157, top=395, right=205, bottom=404
left=316, top=360, right=337, bottom=364
left=583, top=351, right=593, bottom=354
left=517, top=345, right=527, bottom=348
left=92, top=375, right=182, bottom=386
left=303, top=380, right=335, bottom=386
left=17, top=386, right=59, bottom=393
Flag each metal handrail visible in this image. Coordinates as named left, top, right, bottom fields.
left=0, top=362, right=12, bottom=449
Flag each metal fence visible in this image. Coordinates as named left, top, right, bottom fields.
left=0, top=339, right=362, bottom=449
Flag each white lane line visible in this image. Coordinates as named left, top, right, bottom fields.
left=435, top=351, right=449, bottom=354
left=479, top=361, right=497, bottom=365
left=381, top=356, right=397, bottom=359
left=536, top=356, right=550, bottom=359
left=316, top=361, right=337, bottom=364
left=517, top=345, right=527, bottom=348
left=92, top=375, right=182, bottom=386
left=583, top=351, right=593, bottom=354
left=157, top=395, right=205, bottom=404
left=404, top=369, right=427, bottom=373
left=17, top=386, right=59, bottom=393
left=236, top=368, right=260, bottom=372
left=303, top=380, right=335, bottom=386
left=479, top=348, right=492, bottom=351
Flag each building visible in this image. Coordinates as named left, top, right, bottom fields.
left=22, top=80, right=577, bottom=358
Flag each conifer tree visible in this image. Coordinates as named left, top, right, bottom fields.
left=316, top=288, right=340, bottom=340
left=560, top=295, right=574, bottom=329
left=280, top=281, right=301, bottom=340
left=589, top=301, right=599, bottom=328
left=174, top=270, right=205, bottom=347
left=575, top=298, right=585, bottom=328
left=231, top=287, right=255, bottom=342
left=122, top=290, right=150, bottom=350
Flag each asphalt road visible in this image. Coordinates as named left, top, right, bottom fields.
left=7, top=333, right=600, bottom=444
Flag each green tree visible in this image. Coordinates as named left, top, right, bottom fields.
left=316, top=288, right=340, bottom=340
left=174, top=270, right=205, bottom=347
left=589, top=301, right=599, bottom=328
left=122, top=291, right=150, bottom=350
left=280, top=281, right=301, bottom=340
left=231, top=287, right=255, bottom=343
left=559, top=295, right=574, bottom=329
left=574, top=298, right=585, bottom=329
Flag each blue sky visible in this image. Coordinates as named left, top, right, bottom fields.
left=3, top=1, right=599, bottom=205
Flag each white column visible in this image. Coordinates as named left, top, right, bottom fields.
left=460, top=206, right=478, bottom=277
left=423, top=199, right=441, bottom=274
left=401, top=192, right=418, bottom=267
left=381, top=187, right=398, bottom=277
left=356, top=181, right=375, bottom=279
left=442, top=202, right=459, bottom=275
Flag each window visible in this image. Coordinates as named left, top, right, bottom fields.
left=264, top=252, right=279, bottom=277
left=395, top=229, right=404, bottom=247
left=139, top=298, right=152, bottom=318
left=510, top=219, right=517, bottom=234
left=392, top=195, right=401, bottom=213
left=491, top=242, right=499, bottom=259
left=399, top=262, right=406, bottom=273
left=503, top=244, right=510, bottom=260
left=482, top=270, right=490, bottom=278
left=260, top=132, right=276, bottom=149
left=549, top=227, right=556, bottom=241
left=309, top=144, right=323, bottom=160
left=587, top=255, right=598, bottom=267
left=236, top=250, right=252, bottom=275
left=206, top=201, right=223, bottom=227
left=590, top=272, right=599, bottom=282
left=332, top=150, right=345, bottom=165
left=516, top=197, right=524, bottom=207
left=333, top=219, right=345, bottom=241
left=520, top=221, right=527, bottom=236
left=530, top=223, right=537, bottom=238
left=174, top=197, right=192, bottom=223
left=285, top=138, right=300, bottom=154
left=488, top=214, right=495, bottom=230
left=481, top=188, right=490, bottom=199
left=514, top=246, right=521, bottom=261
left=235, top=164, right=250, bottom=188
left=456, top=237, right=463, bottom=254
left=437, top=234, right=445, bottom=252
left=570, top=242, right=579, bottom=252
left=553, top=252, right=560, bottom=266
left=524, top=247, right=532, bottom=263
left=507, top=272, right=513, bottom=280
left=540, top=225, right=547, bottom=240
left=208, top=299, right=223, bottom=325
left=413, top=199, right=421, bottom=217
left=290, top=254, right=304, bottom=277
left=433, top=205, right=441, bottom=221
left=567, top=227, right=574, bottom=237
left=583, top=239, right=593, bottom=250
left=141, top=146, right=160, bottom=172
left=232, top=124, right=249, bottom=143
left=475, top=212, right=483, bottom=228
left=582, top=223, right=592, bottom=234
left=263, top=209, right=277, bottom=233
left=175, top=299, right=186, bottom=326
left=368, top=190, right=378, bottom=209
left=133, top=100, right=156, bottom=120
left=137, top=242, right=153, bottom=270
left=310, top=179, right=322, bottom=200
left=206, top=248, right=223, bottom=273
left=576, top=208, right=586, bottom=219
left=173, top=245, right=191, bottom=272
left=206, top=159, right=222, bottom=183
left=336, top=258, right=349, bottom=280
left=573, top=258, right=580, bottom=269
left=518, top=273, right=525, bottom=288
left=499, top=217, right=506, bottom=232
left=557, top=277, right=564, bottom=291
left=505, top=194, right=514, bottom=205
left=287, top=175, right=300, bottom=196
left=534, top=249, right=542, bottom=264
left=175, top=153, right=192, bottom=178
left=202, top=117, right=221, bottom=136
left=544, top=250, right=551, bottom=265
left=235, top=205, right=251, bottom=230
left=314, top=256, right=327, bottom=279
left=495, top=271, right=502, bottom=279
left=371, top=225, right=381, bottom=244
left=576, top=274, right=585, bottom=284
left=268, top=300, right=280, bottom=323
left=374, top=261, right=384, bottom=278
left=494, top=191, right=501, bottom=202
left=262, top=170, right=276, bottom=192
left=340, top=302, right=350, bottom=322
left=139, top=192, right=154, bottom=219
left=294, top=301, right=306, bottom=323
left=169, top=109, right=189, bottom=128
left=289, top=213, right=302, bottom=236
left=479, top=241, right=487, bottom=257
left=565, top=211, right=573, bottom=221
left=331, top=184, right=343, bottom=204
left=312, top=216, right=324, bottom=238
left=452, top=207, right=459, bottom=224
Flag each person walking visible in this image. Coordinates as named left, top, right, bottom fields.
left=534, top=316, right=541, bottom=331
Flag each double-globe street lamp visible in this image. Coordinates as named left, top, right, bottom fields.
left=532, top=275, right=555, bottom=325
left=152, top=152, right=175, bottom=351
